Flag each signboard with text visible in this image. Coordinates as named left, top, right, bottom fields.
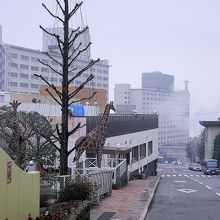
left=7, top=161, right=12, bottom=184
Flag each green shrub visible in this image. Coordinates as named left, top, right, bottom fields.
left=58, top=176, right=93, bottom=203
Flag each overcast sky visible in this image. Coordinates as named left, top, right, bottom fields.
left=1, top=0, right=220, bottom=136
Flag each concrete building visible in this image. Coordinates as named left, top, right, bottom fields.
left=0, top=26, right=109, bottom=99
left=85, top=114, right=159, bottom=176
left=114, top=71, right=190, bottom=152
left=199, top=121, right=220, bottom=159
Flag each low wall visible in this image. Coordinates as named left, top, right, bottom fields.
left=0, top=148, right=40, bottom=220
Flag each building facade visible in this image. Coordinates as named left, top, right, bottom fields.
left=0, top=27, right=109, bottom=100
left=114, top=71, right=190, bottom=150
left=199, top=121, right=220, bottom=159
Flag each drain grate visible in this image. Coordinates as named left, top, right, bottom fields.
left=97, top=212, right=116, bottom=220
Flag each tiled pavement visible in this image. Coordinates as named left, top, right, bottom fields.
left=90, top=177, right=153, bottom=220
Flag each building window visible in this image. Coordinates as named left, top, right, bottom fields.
left=148, top=141, right=153, bottom=156
left=41, top=67, right=49, bottom=73
left=20, top=55, right=29, bottom=61
left=10, top=53, right=18, bottom=59
left=76, top=81, right=82, bottom=85
left=11, top=63, right=18, bottom=68
left=83, top=73, right=89, bottom=78
left=31, top=57, right=38, bottom=62
left=97, top=83, right=102, bottom=87
left=97, top=69, right=102, bottom=73
left=41, top=59, right=49, bottom=64
left=20, top=83, right=29, bottom=88
left=90, top=68, right=96, bottom=72
left=10, top=72, right=18, bottom=77
left=140, top=143, right=146, bottom=158
left=31, top=84, right=39, bottom=89
left=20, top=64, right=29, bottom=70
left=90, top=82, right=96, bottom=86
left=9, top=82, right=17, bottom=87
left=103, top=70, right=108, bottom=74
left=97, top=76, right=102, bottom=80
left=50, top=77, right=57, bottom=82
left=103, top=84, right=108, bottom=88
left=132, top=146, right=138, bottom=161
left=20, top=73, right=28, bottom=79
left=31, top=75, right=38, bottom=80
left=103, top=77, right=108, bottom=81
left=31, top=66, right=39, bottom=71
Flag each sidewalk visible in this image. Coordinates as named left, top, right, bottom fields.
left=90, top=176, right=153, bottom=220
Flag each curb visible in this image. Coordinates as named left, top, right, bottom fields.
left=139, top=176, right=160, bottom=220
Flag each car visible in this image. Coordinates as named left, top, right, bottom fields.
left=192, top=163, right=202, bottom=171
left=189, top=163, right=196, bottom=170
left=177, top=161, right=183, bottom=165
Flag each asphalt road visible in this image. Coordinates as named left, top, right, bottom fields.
left=145, top=163, right=220, bottom=220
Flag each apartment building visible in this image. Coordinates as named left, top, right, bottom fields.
left=0, top=27, right=109, bottom=99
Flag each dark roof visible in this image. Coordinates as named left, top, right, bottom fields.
left=199, top=121, right=220, bottom=127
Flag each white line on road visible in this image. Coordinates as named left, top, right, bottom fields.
left=161, top=175, right=165, bottom=177
left=190, top=175, right=193, bottom=176
left=208, top=176, right=211, bottom=178
left=202, top=175, right=205, bottom=177
left=167, top=175, right=170, bottom=177
left=216, top=193, right=220, bottom=197
left=206, top=186, right=212, bottom=189
left=198, top=182, right=203, bottom=184
left=196, top=175, right=199, bottom=177
left=173, top=175, right=176, bottom=177
left=184, top=175, right=188, bottom=177
left=178, top=175, right=182, bottom=176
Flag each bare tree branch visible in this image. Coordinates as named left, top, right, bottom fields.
left=55, top=0, right=64, bottom=14
left=34, top=73, right=62, bottom=101
left=56, top=124, right=62, bottom=139
left=68, top=42, right=82, bottom=60
left=69, top=74, right=95, bottom=100
left=68, top=136, right=87, bottom=156
left=68, top=27, right=80, bottom=42
left=68, top=26, right=89, bottom=50
left=40, top=25, right=64, bottom=57
left=68, top=59, right=100, bottom=85
left=43, top=52, right=63, bottom=67
left=68, top=2, right=83, bottom=18
left=69, top=92, right=97, bottom=106
left=38, top=58, right=62, bottom=76
left=42, top=3, right=64, bottom=23
left=68, top=122, right=86, bottom=137
left=68, top=42, right=92, bottom=67
left=45, top=88, right=62, bottom=106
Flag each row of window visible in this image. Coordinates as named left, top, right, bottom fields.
left=9, top=54, right=109, bottom=74
left=131, top=141, right=153, bottom=161
left=9, top=82, right=39, bottom=89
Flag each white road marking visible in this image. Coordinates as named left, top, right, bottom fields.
left=161, top=175, right=165, bottom=177
left=167, top=175, right=170, bottom=177
left=196, top=175, right=199, bottom=177
left=205, top=186, right=212, bottom=189
left=216, top=193, right=220, bottom=197
left=177, top=189, right=198, bottom=194
left=202, top=175, right=205, bottom=177
left=190, top=175, right=193, bottom=176
left=184, top=175, right=188, bottom=177
left=173, top=175, right=176, bottom=177
left=208, top=176, right=211, bottom=178
left=198, top=182, right=203, bottom=184
left=173, top=180, right=186, bottom=183
left=178, top=175, right=182, bottom=176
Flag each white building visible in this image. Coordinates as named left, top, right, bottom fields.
left=114, top=72, right=190, bottom=150
left=0, top=26, right=109, bottom=97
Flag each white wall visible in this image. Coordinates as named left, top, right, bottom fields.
left=105, top=128, right=158, bottom=172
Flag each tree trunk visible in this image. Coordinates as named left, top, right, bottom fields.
left=60, top=0, right=69, bottom=175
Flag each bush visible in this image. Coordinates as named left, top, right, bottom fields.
left=58, top=176, right=93, bottom=203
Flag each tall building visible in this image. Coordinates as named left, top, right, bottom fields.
left=0, top=26, right=109, bottom=99
left=114, top=71, right=190, bottom=150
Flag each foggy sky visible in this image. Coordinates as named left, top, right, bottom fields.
left=1, top=0, right=220, bottom=136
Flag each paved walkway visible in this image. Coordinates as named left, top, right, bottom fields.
left=90, top=177, right=152, bottom=220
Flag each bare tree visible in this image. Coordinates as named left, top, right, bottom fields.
left=36, top=0, right=100, bottom=175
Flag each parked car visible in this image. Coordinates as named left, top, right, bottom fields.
left=192, top=163, right=202, bottom=171
left=177, top=160, right=183, bottom=165
left=189, top=163, right=196, bottom=170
